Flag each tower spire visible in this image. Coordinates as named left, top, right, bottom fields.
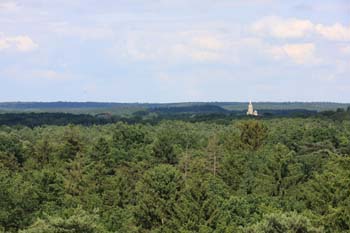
left=247, top=101, right=258, bottom=116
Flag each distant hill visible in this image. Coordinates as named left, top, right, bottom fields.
left=0, top=102, right=146, bottom=115
left=0, top=102, right=129, bottom=109
left=0, top=105, right=346, bottom=127
left=0, top=101, right=348, bottom=115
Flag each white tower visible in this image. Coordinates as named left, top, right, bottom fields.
left=247, top=101, right=254, bottom=115
left=247, top=101, right=258, bottom=116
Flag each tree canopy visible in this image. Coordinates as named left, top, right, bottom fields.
left=0, top=115, right=349, bottom=232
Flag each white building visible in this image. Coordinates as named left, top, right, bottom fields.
left=247, top=101, right=258, bottom=116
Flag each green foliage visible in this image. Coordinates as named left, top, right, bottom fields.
left=0, top=169, right=39, bottom=232
left=175, top=176, right=228, bottom=232
left=32, top=168, right=65, bottom=211
left=111, top=122, right=151, bottom=163
left=219, top=195, right=263, bottom=228
left=152, top=132, right=178, bottom=165
left=90, top=137, right=110, bottom=162
left=61, top=126, right=82, bottom=160
left=238, top=120, right=268, bottom=150
left=0, top=132, right=24, bottom=167
left=0, top=117, right=349, bottom=232
left=135, top=164, right=183, bottom=231
left=245, top=212, right=322, bottom=233
left=19, top=207, right=108, bottom=233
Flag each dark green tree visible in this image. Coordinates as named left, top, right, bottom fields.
left=135, top=165, right=183, bottom=231
left=238, top=121, right=268, bottom=151
left=152, top=132, right=178, bottom=165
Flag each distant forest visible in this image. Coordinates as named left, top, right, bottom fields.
left=0, top=104, right=349, bottom=127
left=0, top=101, right=348, bottom=115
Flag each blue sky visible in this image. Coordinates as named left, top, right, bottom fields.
left=0, top=0, right=349, bottom=102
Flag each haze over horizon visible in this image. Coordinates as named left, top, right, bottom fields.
left=0, top=0, right=349, bottom=102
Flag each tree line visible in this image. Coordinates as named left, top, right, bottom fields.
left=0, top=106, right=345, bottom=127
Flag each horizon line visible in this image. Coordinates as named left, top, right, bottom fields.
left=0, top=101, right=349, bottom=104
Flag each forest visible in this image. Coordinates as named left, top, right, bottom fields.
left=1, top=110, right=350, bottom=232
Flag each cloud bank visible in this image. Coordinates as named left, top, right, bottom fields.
left=0, top=0, right=349, bottom=102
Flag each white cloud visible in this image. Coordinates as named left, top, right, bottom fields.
left=11, top=36, right=38, bottom=51
left=315, top=23, right=350, bottom=41
left=117, top=26, right=323, bottom=66
left=252, top=16, right=314, bottom=38
left=120, top=30, right=228, bottom=63
left=172, top=33, right=224, bottom=62
left=192, top=36, right=223, bottom=50
left=109, top=17, right=346, bottom=67
left=252, top=16, right=350, bottom=41
left=268, top=43, right=318, bottom=64
left=283, top=43, right=317, bottom=64
left=0, top=35, right=38, bottom=52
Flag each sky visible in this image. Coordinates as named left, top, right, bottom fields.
left=0, top=0, right=350, bottom=102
